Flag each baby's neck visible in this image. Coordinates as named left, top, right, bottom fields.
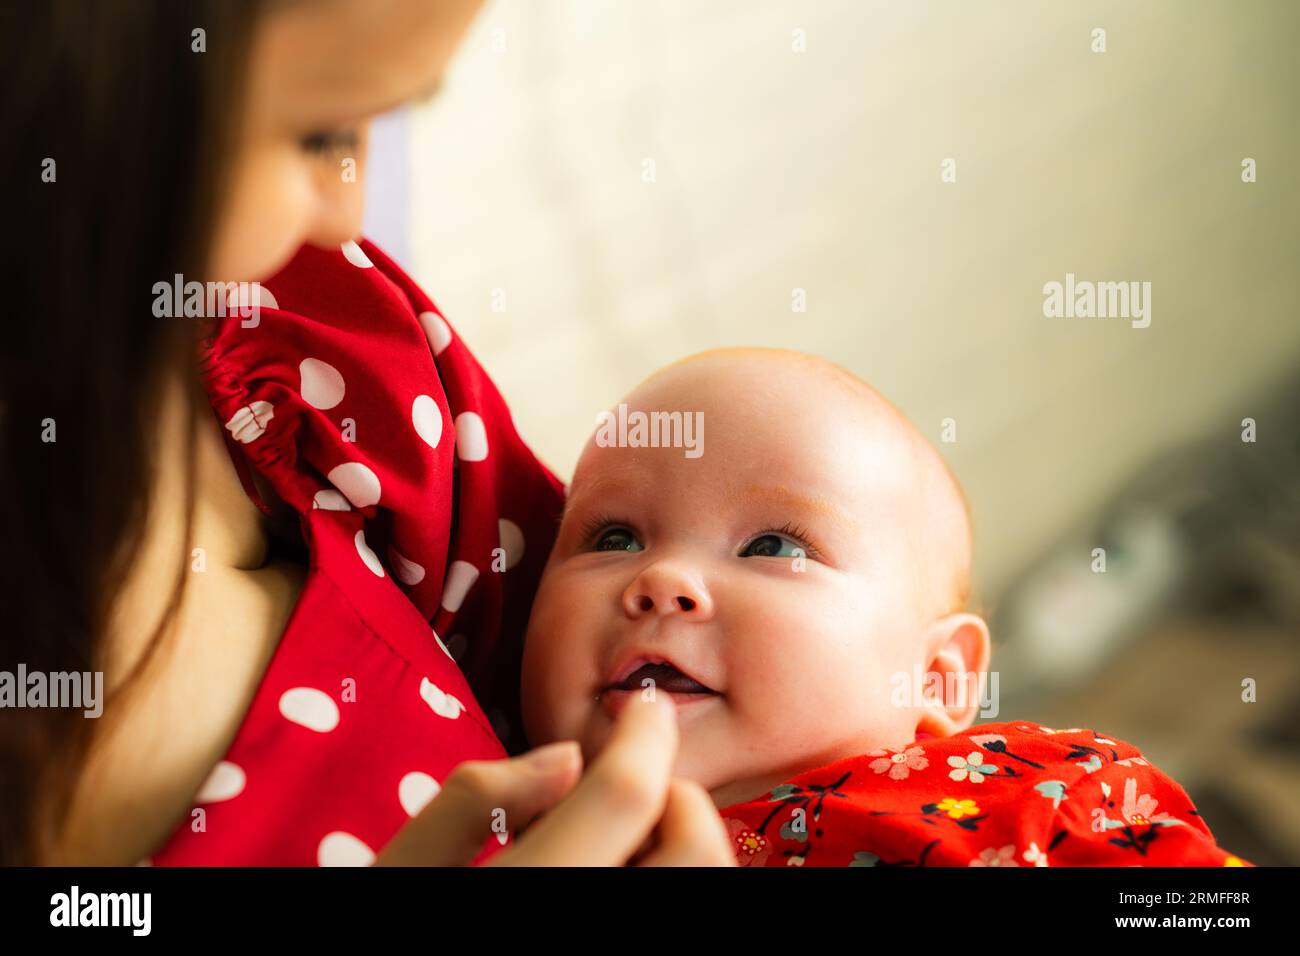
left=709, top=772, right=799, bottom=810
left=708, top=728, right=929, bottom=809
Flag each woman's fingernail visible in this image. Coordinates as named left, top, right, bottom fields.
left=523, top=741, right=578, bottom=771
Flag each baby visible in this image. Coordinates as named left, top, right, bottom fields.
left=520, top=348, right=1249, bottom=867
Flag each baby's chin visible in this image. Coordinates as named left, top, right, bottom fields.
left=570, top=692, right=790, bottom=807
left=568, top=690, right=728, bottom=772
left=544, top=692, right=879, bottom=808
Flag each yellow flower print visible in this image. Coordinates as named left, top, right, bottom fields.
left=936, top=797, right=980, bottom=820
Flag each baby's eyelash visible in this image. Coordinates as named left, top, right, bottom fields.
left=577, top=513, right=637, bottom=547
left=572, top=516, right=822, bottom=558
left=753, top=523, right=822, bottom=559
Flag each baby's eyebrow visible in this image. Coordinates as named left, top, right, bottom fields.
left=560, top=478, right=855, bottom=532
left=732, top=484, right=856, bottom=530
left=559, top=475, right=626, bottom=525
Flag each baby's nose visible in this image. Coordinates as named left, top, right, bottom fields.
left=622, top=563, right=714, bottom=620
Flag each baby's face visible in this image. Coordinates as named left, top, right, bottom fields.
left=521, top=352, right=968, bottom=806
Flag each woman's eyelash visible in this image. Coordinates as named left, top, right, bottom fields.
left=300, top=129, right=359, bottom=155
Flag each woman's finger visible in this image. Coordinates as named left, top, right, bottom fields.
left=636, top=779, right=737, bottom=867
left=491, top=693, right=678, bottom=866
left=376, top=740, right=583, bottom=866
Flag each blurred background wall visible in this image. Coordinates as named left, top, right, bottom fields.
left=367, top=0, right=1300, bottom=863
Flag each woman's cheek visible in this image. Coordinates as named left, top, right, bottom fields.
left=208, top=147, right=316, bottom=282
left=298, top=123, right=371, bottom=250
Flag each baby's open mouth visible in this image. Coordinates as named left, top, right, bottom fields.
left=604, top=661, right=717, bottom=696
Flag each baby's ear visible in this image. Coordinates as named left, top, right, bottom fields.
left=913, top=613, right=991, bottom=738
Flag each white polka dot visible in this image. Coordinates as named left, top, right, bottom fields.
left=312, top=489, right=352, bottom=511
left=299, top=358, right=346, bottom=410
left=418, top=311, right=453, bottom=356
left=398, top=771, right=442, bottom=817
left=318, top=831, right=376, bottom=867
left=498, top=519, right=525, bottom=570
left=226, top=283, right=279, bottom=312
left=433, top=629, right=455, bottom=661
left=224, top=401, right=274, bottom=444
left=279, top=687, right=340, bottom=733
left=412, top=395, right=443, bottom=449
left=445, top=633, right=468, bottom=661
left=340, top=240, right=373, bottom=269
left=420, top=677, right=465, bottom=720
left=328, top=461, right=381, bottom=508
left=195, top=760, right=246, bottom=803
left=354, top=530, right=385, bottom=577
left=440, top=560, right=479, bottom=613
left=454, top=411, right=489, bottom=462
left=388, top=545, right=425, bottom=585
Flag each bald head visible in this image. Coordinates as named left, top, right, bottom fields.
left=619, top=347, right=973, bottom=618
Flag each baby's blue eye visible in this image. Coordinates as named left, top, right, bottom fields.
left=741, top=533, right=804, bottom=558
left=594, top=528, right=643, bottom=552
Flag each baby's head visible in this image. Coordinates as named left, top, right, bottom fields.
left=521, top=348, right=990, bottom=807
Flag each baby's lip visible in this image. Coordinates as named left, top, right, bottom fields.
left=602, top=652, right=720, bottom=695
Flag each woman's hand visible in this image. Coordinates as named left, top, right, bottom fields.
left=376, top=694, right=736, bottom=866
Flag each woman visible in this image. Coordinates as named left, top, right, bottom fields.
left=1, top=0, right=734, bottom=866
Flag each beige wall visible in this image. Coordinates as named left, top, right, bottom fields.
left=405, top=0, right=1300, bottom=600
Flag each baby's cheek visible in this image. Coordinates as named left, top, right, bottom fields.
left=522, top=631, right=596, bottom=748
left=728, top=674, right=823, bottom=754
left=737, top=639, right=890, bottom=750
left=519, top=636, right=566, bottom=746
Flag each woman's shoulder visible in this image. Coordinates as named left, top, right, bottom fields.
left=104, top=238, right=565, bottom=864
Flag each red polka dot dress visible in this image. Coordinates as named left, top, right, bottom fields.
left=149, top=239, right=565, bottom=866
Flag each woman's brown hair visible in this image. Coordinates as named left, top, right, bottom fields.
left=0, top=0, right=264, bottom=864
